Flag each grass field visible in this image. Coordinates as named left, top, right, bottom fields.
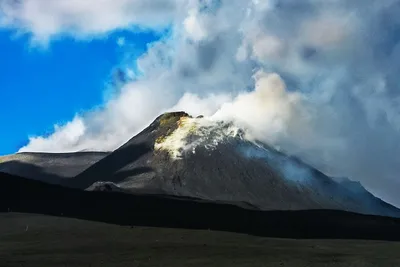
left=1, top=213, right=400, bottom=267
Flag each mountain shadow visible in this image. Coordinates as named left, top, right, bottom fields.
left=1, top=171, right=400, bottom=241
left=0, top=160, right=63, bottom=184
left=65, top=142, right=153, bottom=189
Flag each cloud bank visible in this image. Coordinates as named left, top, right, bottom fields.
left=3, top=0, right=400, bottom=206
left=0, top=0, right=183, bottom=42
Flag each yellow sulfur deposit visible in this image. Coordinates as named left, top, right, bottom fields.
left=154, top=116, right=243, bottom=160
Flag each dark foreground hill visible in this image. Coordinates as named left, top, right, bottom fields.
left=1, top=213, right=400, bottom=267
left=0, top=152, right=108, bottom=183
left=2, top=171, right=400, bottom=241
left=68, top=112, right=400, bottom=217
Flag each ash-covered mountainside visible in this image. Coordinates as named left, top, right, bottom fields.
left=0, top=152, right=109, bottom=183
left=68, top=112, right=400, bottom=217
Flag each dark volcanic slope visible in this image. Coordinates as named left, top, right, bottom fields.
left=69, top=112, right=400, bottom=217
left=0, top=152, right=109, bottom=183
left=2, top=171, right=400, bottom=241
left=2, top=213, right=400, bottom=267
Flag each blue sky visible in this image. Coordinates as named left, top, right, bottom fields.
left=0, top=30, right=160, bottom=155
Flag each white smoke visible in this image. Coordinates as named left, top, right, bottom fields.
left=3, top=0, right=400, bottom=206
left=213, top=71, right=307, bottom=145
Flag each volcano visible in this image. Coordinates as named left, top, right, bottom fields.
left=60, top=111, right=399, bottom=217
left=0, top=152, right=108, bottom=184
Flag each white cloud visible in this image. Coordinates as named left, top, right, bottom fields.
left=183, top=9, right=209, bottom=41
left=20, top=117, right=86, bottom=152
left=301, top=12, right=355, bottom=48
left=250, top=34, right=287, bottom=62
left=0, top=0, right=183, bottom=42
left=7, top=0, right=400, bottom=206
left=116, top=37, right=126, bottom=47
